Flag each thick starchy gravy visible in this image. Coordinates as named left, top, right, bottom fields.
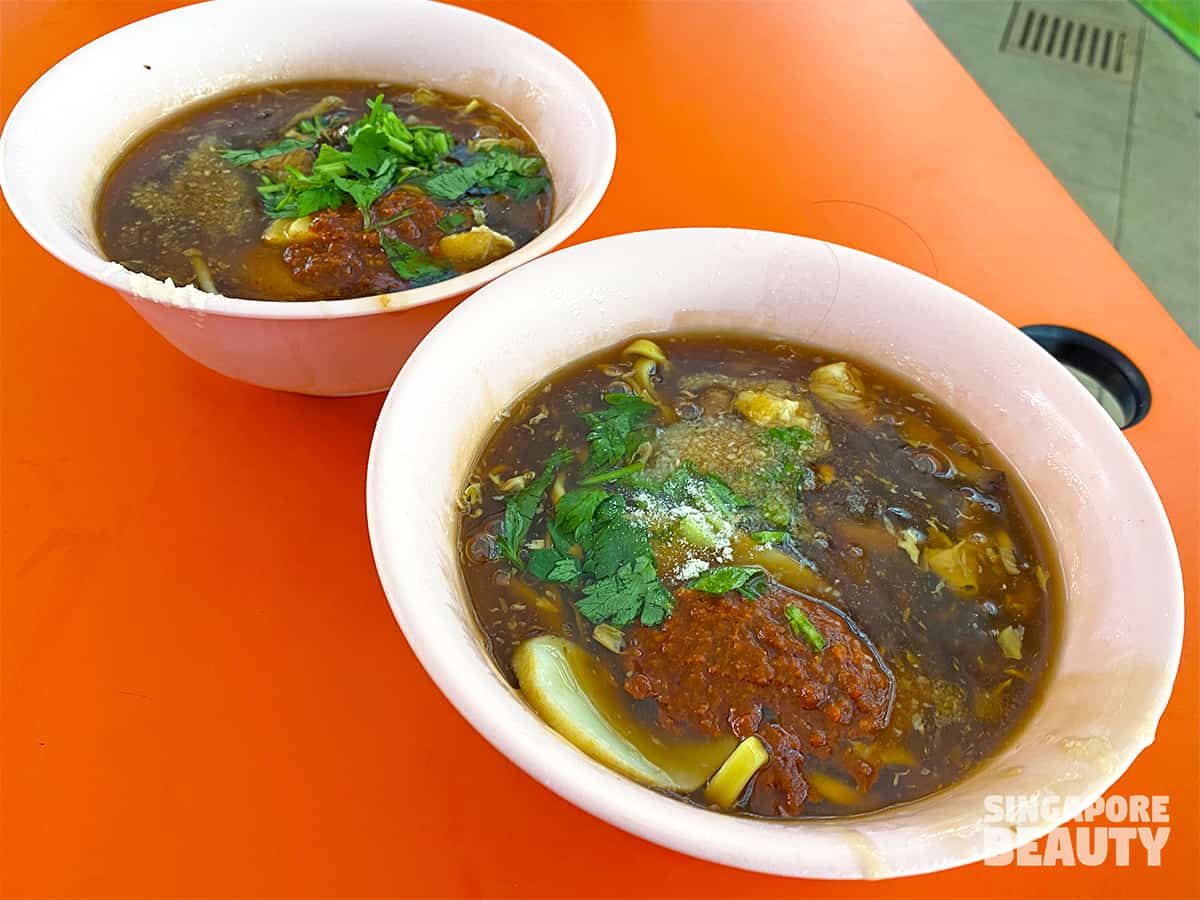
left=97, top=81, right=552, bottom=300
left=458, top=334, right=1059, bottom=817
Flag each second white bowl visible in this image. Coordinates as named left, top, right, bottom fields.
left=367, top=228, right=1182, bottom=878
left=0, top=0, right=615, bottom=395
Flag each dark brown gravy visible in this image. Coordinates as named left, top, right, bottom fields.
left=96, top=80, right=552, bottom=301
left=457, top=333, right=1060, bottom=818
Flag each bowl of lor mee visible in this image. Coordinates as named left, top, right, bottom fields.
left=0, top=0, right=615, bottom=395
left=367, top=228, right=1183, bottom=878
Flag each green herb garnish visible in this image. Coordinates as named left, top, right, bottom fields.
left=580, top=393, right=657, bottom=477
left=436, top=212, right=467, bottom=234
left=225, top=96, right=548, bottom=226
left=367, top=209, right=416, bottom=231
left=785, top=604, right=826, bottom=651
left=422, top=148, right=548, bottom=201
left=753, top=425, right=816, bottom=525
left=378, top=234, right=446, bottom=283
left=764, top=426, right=814, bottom=449
left=574, top=495, right=673, bottom=626
left=527, top=549, right=581, bottom=582
left=689, top=566, right=768, bottom=599
left=553, top=488, right=608, bottom=539
left=494, top=448, right=574, bottom=568
left=219, top=137, right=315, bottom=168
left=579, top=553, right=673, bottom=627
left=658, top=462, right=747, bottom=520
left=491, top=393, right=673, bottom=627
left=295, top=112, right=342, bottom=136
left=752, top=530, right=788, bottom=544
left=578, top=462, right=645, bottom=486
left=761, top=495, right=792, bottom=528
left=524, top=488, right=674, bottom=627
left=231, top=97, right=439, bottom=223
left=220, top=112, right=349, bottom=165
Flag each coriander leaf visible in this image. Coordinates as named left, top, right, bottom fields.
left=652, top=462, right=747, bottom=535
left=658, top=461, right=697, bottom=499
left=697, top=471, right=747, bottom=518
left=593, top=493, right=629, bottom=523
left=367, top=208, right=416, bottom=231
left=577, top=462, right=644, bottom=486
left=310, top=143, right=350, bottom=179
left=484, top=171, right=549, bottom=200
left=496, top=502, right=531, bottom=569
left=752, top=530, right=788, bottom=544
left=638, top=570, right=674, bottom=626
left=378, top=234, right=446, bottom=282
left=689, top=565, right=768, bottom=599
left=494, top=448, right=574, bottom=568
left=345, top=127, right=390, bottom=176
left=508, top=447, right=574, bottom=522
left=600, top=393, right=658, bottom=418
left=421, top=147, right=549, bottom=201
left=553, top=488, right=608, bottom=541
left=495, top=152, right=543, bottom=177
left=335, top=176, right=387, bottom=220
left=657, top=462, right=744, bottom=507
left=475, top=149, right=546, bottom=198
left=578, top=555, right=673, bottom=627
left=436, top=212, right=467, bottom=234
left=422, top=165, right=480, bottom=201
left=785, top=604, right=826, bottom=651
left=577, top=564, right=634, bottom=624
left=545, top=519, right=574, bottom=555
left=219, top=137, right=314, bottom=167
left=528, top=473, right=675, bottom=628
left=528, top=548, right=580, bottom=582
left=580, top=393, right=657, bottom=476
left=526, top=548, right=561, bottom=579
left=292, top=185, right=345, bottom=217
left=240, top=93, right=458, bottom=220
left=347, top=98, right=449, bottom=173
left=546, top=557, right=582, bottom=582
left=582, top=503, right=645, bottom=580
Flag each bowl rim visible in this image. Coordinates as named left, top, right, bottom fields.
left=366, top=227, right=1184, bottom=878
left=0, top=0, right=616, bottom=321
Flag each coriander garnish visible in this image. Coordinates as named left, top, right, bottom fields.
left=494, top=448, right=574, bottom=569
left=435, top=212, right=467, bottom=234
left=222, top=94, right=548, bottom=225
left=785, top=604, right=826, bottom=651
left=689, top=566, right=767, bottom=599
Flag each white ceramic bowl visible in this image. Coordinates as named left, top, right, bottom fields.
left=0, top=0, right=615, bottom=395
left=367, top=229, right=1183, bottom=878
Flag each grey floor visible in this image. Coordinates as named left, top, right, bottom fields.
left=913, top=0, right=1200, bottom=343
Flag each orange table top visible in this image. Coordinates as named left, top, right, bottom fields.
left=2, top=1, right=1197, bottom=897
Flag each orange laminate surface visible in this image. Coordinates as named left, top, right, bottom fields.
left=2, top=1, right=1197, bottom=897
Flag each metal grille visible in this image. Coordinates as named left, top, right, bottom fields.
left=1000, top=2, right=1136, bottom=81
